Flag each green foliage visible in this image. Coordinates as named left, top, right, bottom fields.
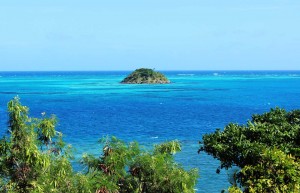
left=0, top=97, right=88, bottom=192
left=0, top=97, right=198, bottom=192
left=82, top=137, right=199, bottom=193
left=154, top=140, right=181, bottom=155
left=241, top=148, right=300, bottom=192
left=228, top=186, right=242, bottom=193
left=199, top=108, right=300, bottom=192
left=121, top=68, right=170, bottom=84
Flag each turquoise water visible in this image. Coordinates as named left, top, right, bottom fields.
left=0, top=71, right=300, bottom=192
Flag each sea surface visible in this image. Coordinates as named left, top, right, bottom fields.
left=0, top=71, right=300, bottom=192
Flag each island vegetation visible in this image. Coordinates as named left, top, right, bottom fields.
left=0, top=97, right=197, bottom=193
left=199, top=108, right=300, bottom=192
left=121, top=68, right=170, bottom=84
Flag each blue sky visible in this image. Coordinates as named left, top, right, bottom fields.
left=0, top=0, right=299, bottom=71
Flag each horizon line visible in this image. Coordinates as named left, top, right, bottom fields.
left=1, top=69, right=300, bottom=72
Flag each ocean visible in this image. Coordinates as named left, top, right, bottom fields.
left=0, top=71, right=300, bottom=192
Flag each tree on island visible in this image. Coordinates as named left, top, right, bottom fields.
left=121, top=68, right=170, bottom=84
left=199, top=108, right=300, bottom=192
left=0, top=97, right=198, bottom=193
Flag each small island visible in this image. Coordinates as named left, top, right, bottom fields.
left=121, top=68, right=170, bottom=84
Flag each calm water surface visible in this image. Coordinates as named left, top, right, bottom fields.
left=0, top=71, right=300, bottom=192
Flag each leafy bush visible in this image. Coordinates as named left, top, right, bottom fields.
left=82, top=137, right=199, bottom=193
left=0, top=97, right=88, bottom=192
left=0, top=97, right=198, bottom=193
left=199, top=108, right=300, bottom=192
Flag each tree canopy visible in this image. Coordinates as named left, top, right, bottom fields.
left=82, top=137, right=198, bottom=193
left=199, top=108, right=300, bottom=192
left=0, top=97, right=198, bottom=193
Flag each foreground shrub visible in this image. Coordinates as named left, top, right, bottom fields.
left=199, top=108, right=300, bottom=192
left=82, top=137, right=199, bottom=193
left=0, top=97, right=198, bottom=193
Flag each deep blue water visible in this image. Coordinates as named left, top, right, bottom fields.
left=0, top=71, right=300, bottom=192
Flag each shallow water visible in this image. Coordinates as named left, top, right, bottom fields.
left=0, top=70, right=300, bottom=192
